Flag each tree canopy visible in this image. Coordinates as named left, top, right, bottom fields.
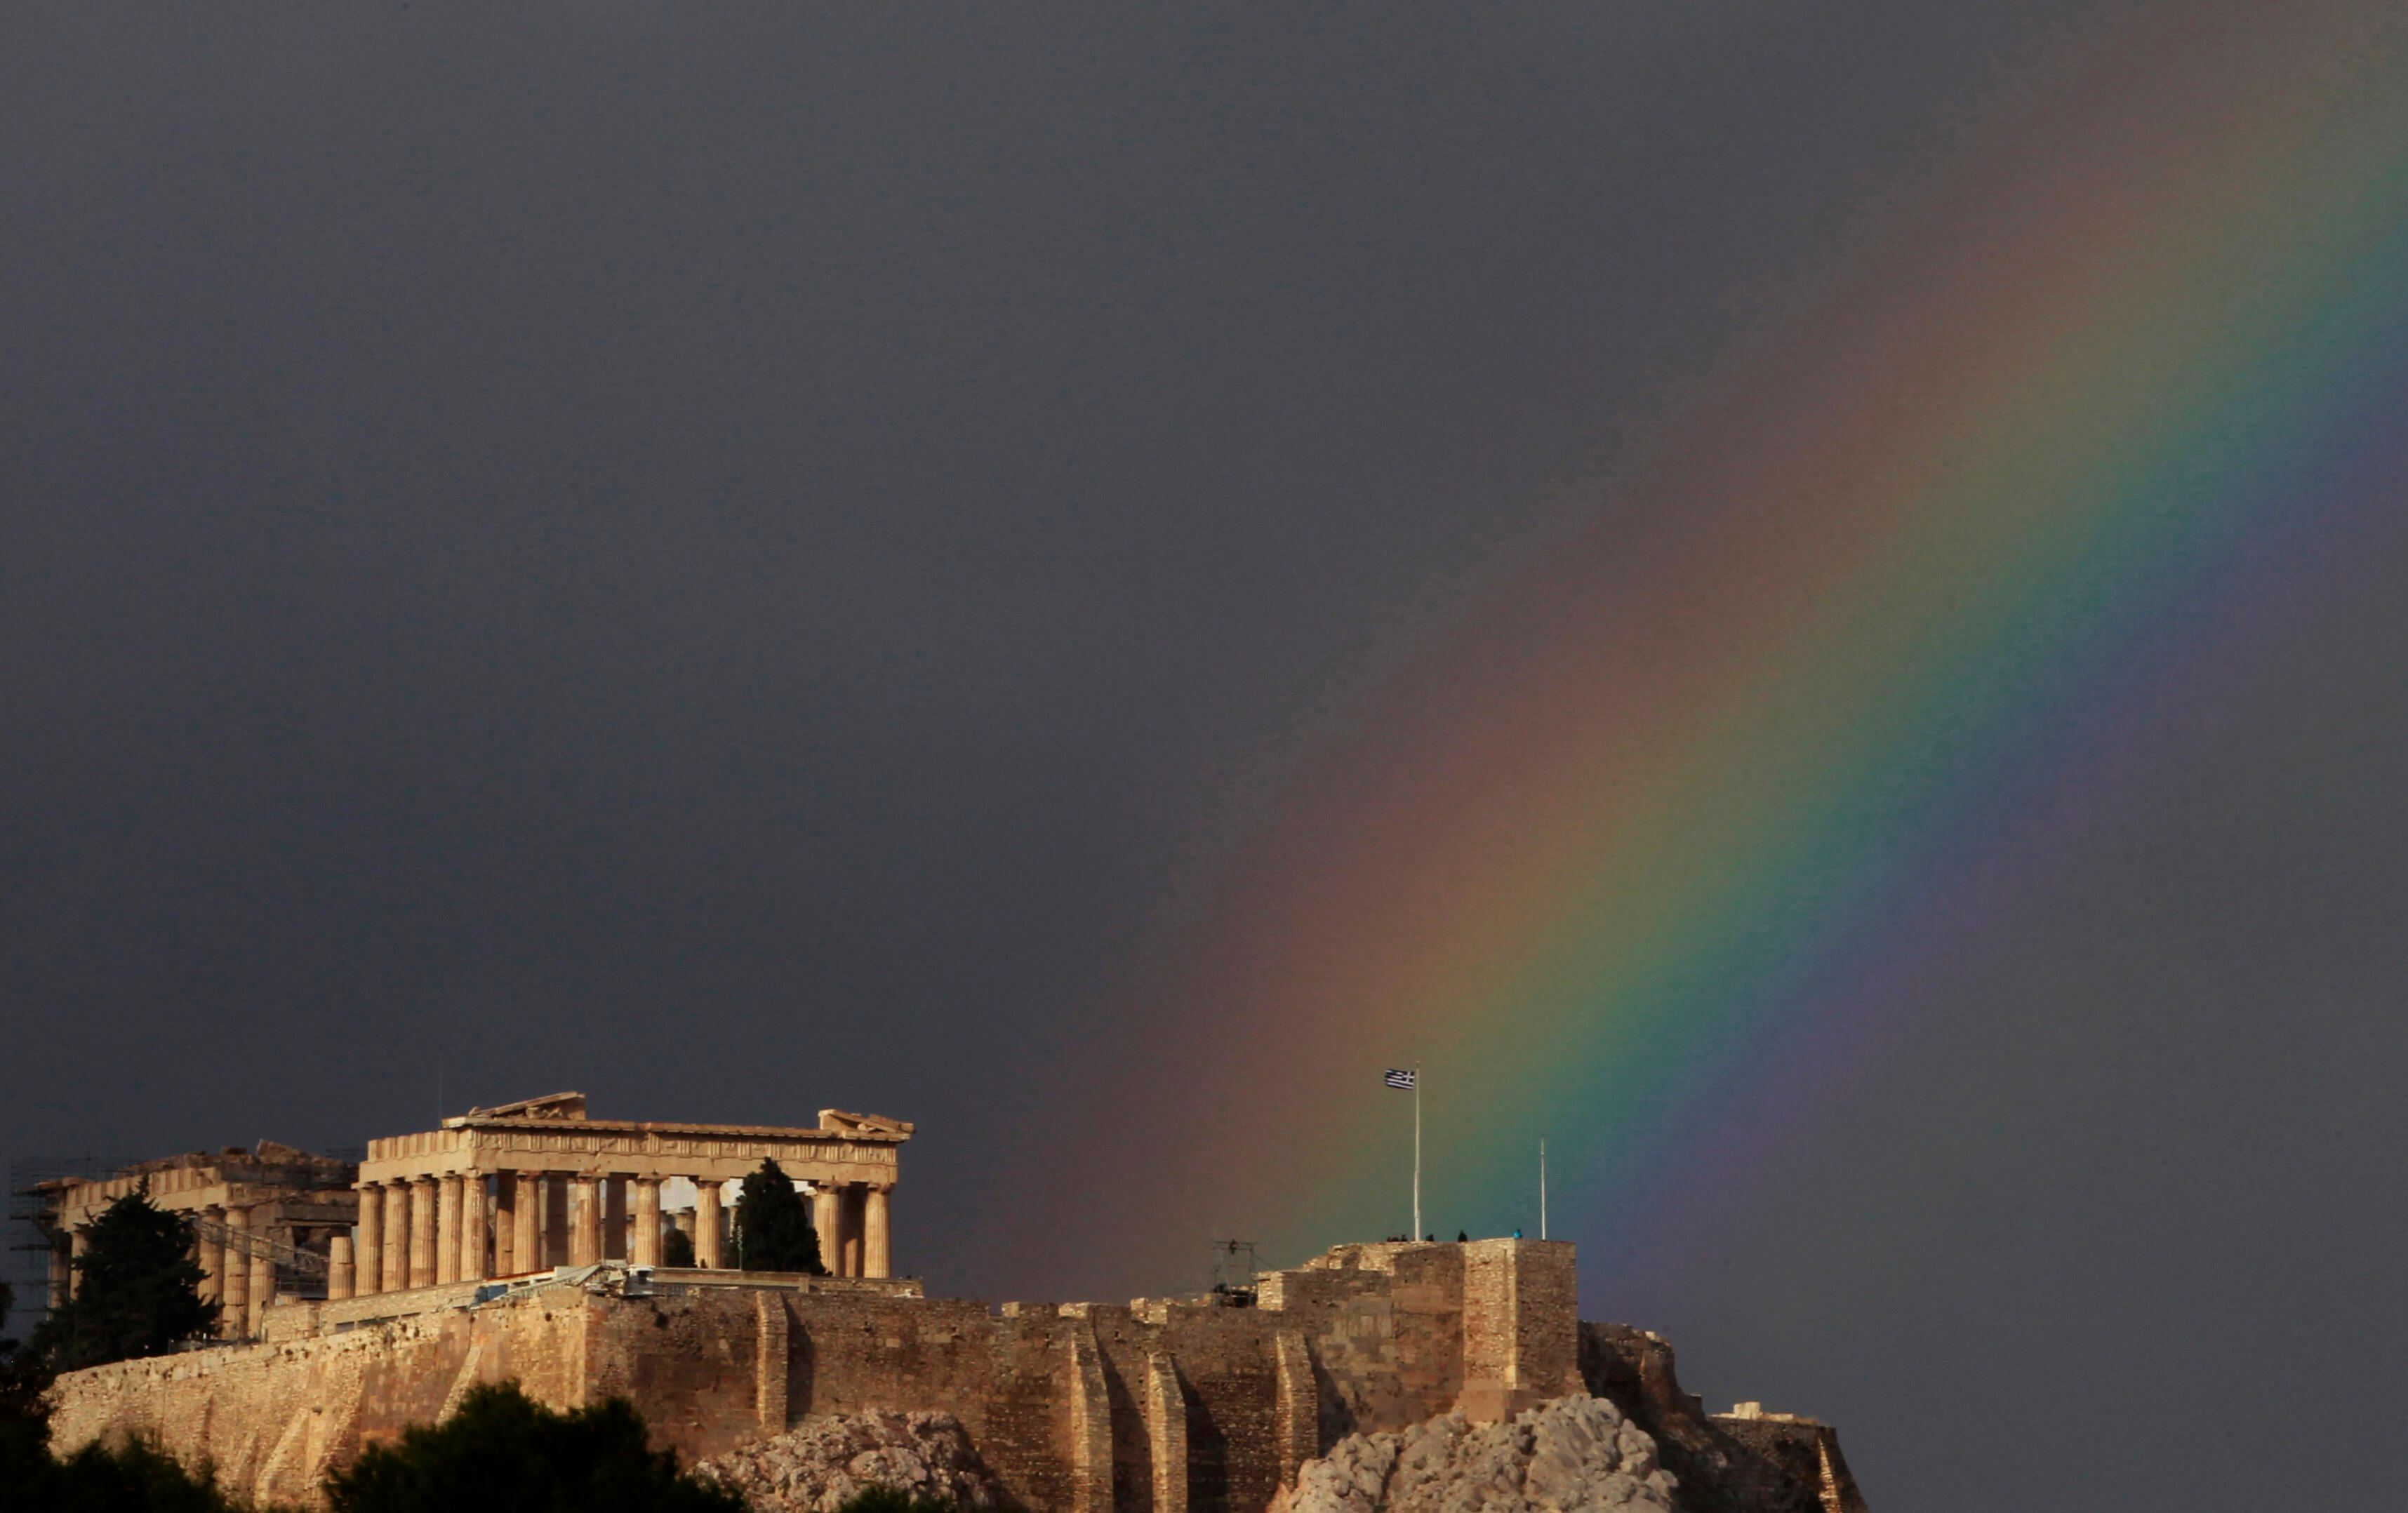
left=659, top=1226, right=696, bottom=1269
left=324, top=1381, right=742, bottom=1513
left=732, top=1159, right=825, bottom=1274
left=32, top=1187, right=219, bottom=1371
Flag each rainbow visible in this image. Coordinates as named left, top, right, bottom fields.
left=989, top=4, right=2408, bottom=1299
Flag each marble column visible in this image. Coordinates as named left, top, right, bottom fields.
left=695, top=1180, right=724, bottom=1269
left=863, top=1184, right=892, bottom=1279
left=354, top=1187, right=383, bottom=1295
left=196, top=1206, right=226, bottom=1304
left=840, top=1185, right=864, bottom=1278
left=568, top=1175, right=601, bottom=1267
left=67, top=1225, right=90, bottom=1299
left=328, top=1234, right=356, bottom=1300
left=462, top=1173, right=490, bottom=1281
left=248, top=1250, right=275, bottom=1337
left=493, top=1173, right=517, bottom=1277
left=382, top=1183, right=409, bottom=1293
left=46, top=1236, right=69, bottom=1311
left=514, top=1172, right=544, bottom=1275
left=408, top=1178, right=438, bottom=1289
left=812, top=1186, right=842, bottom=1276
left=220, top=1208, right=250, bottom=1333
left=631, top=1176, right=663, bottom=1267
left=436, top=1174, right=463, bottom=1286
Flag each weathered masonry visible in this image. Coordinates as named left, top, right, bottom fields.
left=348, top=1093, right=912, bottom=1295
left=22, top=1093, right=914, bottom=1340
left=46, top=1238, right=1869, bottom=1512
left=27, top=1142, right=358, bottom=1340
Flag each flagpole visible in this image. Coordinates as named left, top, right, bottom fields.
left=1539, top=1138, right=1548, bottom=1241
left=1412, top=1064, right=1422, bottom=1242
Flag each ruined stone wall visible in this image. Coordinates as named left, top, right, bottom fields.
left=1578, top=1321, right=1867, bottom=1513
left=1250, top=1242, right=1469, bottom=1438
left=1461, top=1240, right=1578, bottom=1420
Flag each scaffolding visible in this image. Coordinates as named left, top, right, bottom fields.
left=6, top=1154, right=134, bottom=1333
left=1207, top=1238, right=1261, bottom=1305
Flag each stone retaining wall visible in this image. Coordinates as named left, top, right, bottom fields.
left=46, top=1241, right=1854, bottom=1512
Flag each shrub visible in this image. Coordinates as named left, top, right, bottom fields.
left=0, top=1432, right=266, bottom=1512
left=324, top=1380, right=742, bottom=1513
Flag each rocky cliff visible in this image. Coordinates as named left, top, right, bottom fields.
left=691, top=1408, right=1004, bottom=1512
left=1270, top=1394, right=1679, bottom=1513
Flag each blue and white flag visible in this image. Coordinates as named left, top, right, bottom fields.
left=1383, top=1068, right=1417, bottom=1090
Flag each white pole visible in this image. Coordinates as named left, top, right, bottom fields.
left=1539, top=1138, right=1548, bottom=1241
left=1411, top=1067, right=1423, bottom=1242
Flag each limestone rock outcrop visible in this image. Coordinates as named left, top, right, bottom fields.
left=1273, top=1394, right=1679, bottom=1513
left=692, top=1408, right=1003, bottom=1512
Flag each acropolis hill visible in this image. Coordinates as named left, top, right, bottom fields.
left=27, top=1095, right=1869, bottom=1512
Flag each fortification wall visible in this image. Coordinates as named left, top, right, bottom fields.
left=45, top=1240, right=1618, bottom=1512
left=45, top=1295, right=590, bottom=1507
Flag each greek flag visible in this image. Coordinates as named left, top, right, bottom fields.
left=1383, top=1068, right=1417, bottom=1090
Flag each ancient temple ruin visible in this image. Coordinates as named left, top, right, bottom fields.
left=23, top=1093, right=911, bottom=1340
left=349, top=1092, right=910, bottom=1293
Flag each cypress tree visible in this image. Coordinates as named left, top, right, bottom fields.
left=660, top=1227, right=696, bottom=1269
left=31, top=1187, right=219, bottom=1371
left=731, top=1159, right=825, bottom=1274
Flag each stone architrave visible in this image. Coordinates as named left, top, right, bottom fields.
left=408, top=1178, right=437, bottom=1289
left=220, top=1208, right=250, bottom=1333
left=695, top=1180, right=724, bottom=1269
left=435, top=1174, right=463, bottom=1286
left=568, top=1175, right=601, bottom=1267
left=354, top=1187, right=383, bottom=1295
left=632, top=1176, right=663, bottom=1268
left=461, top=1173, right=489, bottom=1281
left=863, top=1184, right=892, bottom=1279
left=381, top=1184, right=408, bottom=1293
left=328, top=1234, right=355, bottom=1300
left=514, top=1172, right=544, bottom=1276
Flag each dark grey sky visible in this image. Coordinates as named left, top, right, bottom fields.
left=5, top=6, right=2401, bottom=1509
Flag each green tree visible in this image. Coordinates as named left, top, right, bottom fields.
left=1, top=1432, right=265, bottom=1513
left=31, top=1187, right=219, bottom=1371
left=659, top=1227, right=696, bottom=1269
left=0, top=1277, right=56, bottom=1488
left=731, top=1159, right=824, bottom=1274
left=323, top=1380, right=742, bottom=1513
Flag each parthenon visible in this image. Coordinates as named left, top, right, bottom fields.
left=350, top=1092, right=911, bottom=1293
left=26, top=1092, right=913, bottom=1338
